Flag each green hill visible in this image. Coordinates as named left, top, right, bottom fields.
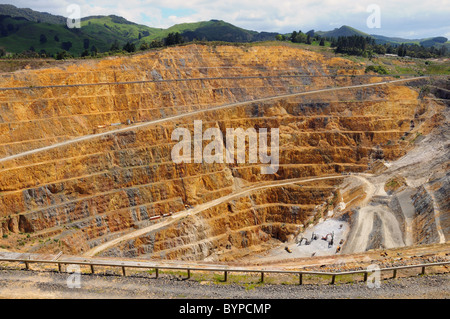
left=316, top=26, right=448, bottom=52
left=0, top=4, right=447, bottom=58
left=0, top=15, right=107, bottom=56
left=316, top=25, right=370, bottom=38
left=0, top=4, right=278, bottom=57
left=0, top=13, right=278, bottom=56
left=147, top=20, right=277, bottom=43
left=419, top=37, right=448, bottom=48
left=0, top=4, right=66, bottom=24
left=0, top=12, right=163, bottom=56
left=80, top=15, right=162, bottom=48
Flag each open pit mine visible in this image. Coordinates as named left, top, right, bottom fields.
left=0, top=44, right=448, bottom=267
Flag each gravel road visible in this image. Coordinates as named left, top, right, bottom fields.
left=0, top=268, right=447, bottom=299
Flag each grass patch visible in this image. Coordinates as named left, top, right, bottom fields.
left=365, top=65, right=389, bottom=74
left=143, top=269, right=305, bottom=286
left=384, top=175, right=407, bottom=193
left=410, top=132, right=423, bottom=144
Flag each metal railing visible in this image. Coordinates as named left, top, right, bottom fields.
left=0, top=254, right=448, bottom=285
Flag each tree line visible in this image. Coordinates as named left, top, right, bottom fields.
left=333, top=35, right=447, bottom=58
left=6, top=29, right=447, bottom=60
left=65, top=32, right=185, bottom=59
left=277, top=30, right=447, bottom=59
left=4, top=32, right=186, bottom=60
left=276, top=30, right=326, bottom=46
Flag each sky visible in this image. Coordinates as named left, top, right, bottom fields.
left=1, top=0, right=449, bottom=39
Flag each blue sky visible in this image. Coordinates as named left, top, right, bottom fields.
left=1, top=0, right=449, bottom=39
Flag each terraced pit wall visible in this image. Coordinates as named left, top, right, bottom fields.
left=0, top=44, right=429, bottom=260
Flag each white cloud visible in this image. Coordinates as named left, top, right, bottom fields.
left=0, top=0, right=449, bottom=38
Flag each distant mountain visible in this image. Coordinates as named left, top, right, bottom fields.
left=0, top=4, right=278, bottom=56
left=81, top=18, right=277, bottom=45
left=0, top=4, right=447, bottom=57
left=417, top=37, right=448, bottom=48
left=314, top=25, right=448, bottom=49
left=370, top=34, right=447, bottom=46
left=80, top=15, right=162, bottom=48
left=316, top=25, right=370, bottom=38
left=157, top=20, right=278, bottom=43
left=0, top=4, right=66, bottom=24
left=313, top=25, right=449, bottom=52
left=0, top=14, right=110, bottom=55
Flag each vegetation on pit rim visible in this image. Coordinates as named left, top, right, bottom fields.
left=0, top=36, right=449, bottom=77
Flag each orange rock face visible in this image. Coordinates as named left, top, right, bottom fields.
left=0, top=44, right=429, bottom=260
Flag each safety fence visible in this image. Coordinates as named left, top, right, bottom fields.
left=0, top=253, right=448, bottom=285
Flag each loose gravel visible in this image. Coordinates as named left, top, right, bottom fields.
left=0, top=268, right=448, bottom=299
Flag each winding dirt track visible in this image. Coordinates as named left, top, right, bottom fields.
left=85, top=172, right=413, bottom=257
left=341, top=174, right=406, bottom=253
left=84, top=174, right=346, bottom=256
